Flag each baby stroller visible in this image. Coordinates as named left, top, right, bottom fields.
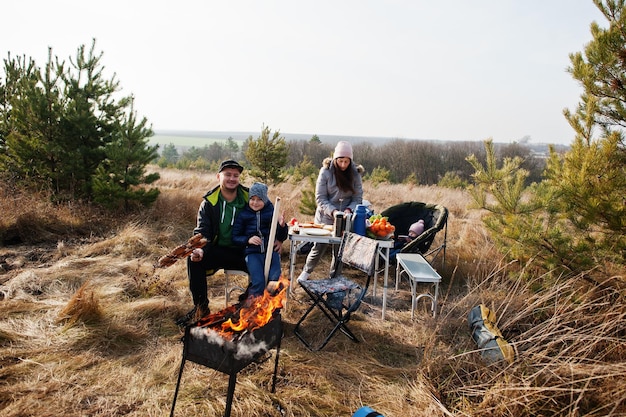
left=381, top=201, right=448, bottom=267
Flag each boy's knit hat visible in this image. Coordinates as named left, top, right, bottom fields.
left=249, top=182, right=269, bottom=204
left=409, top=220, right=425, bottom=236
left=333, top=141, right=353, bottom=160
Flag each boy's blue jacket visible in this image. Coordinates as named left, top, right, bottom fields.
left=232, top=201, right=288, bottom=255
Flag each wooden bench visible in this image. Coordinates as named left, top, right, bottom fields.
left=395, top=253, right=441, bottom=318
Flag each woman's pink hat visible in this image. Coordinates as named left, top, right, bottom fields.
left=333, top=141, right=353, bottom=160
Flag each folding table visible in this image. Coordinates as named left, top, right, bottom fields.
left=395, top=253, right=442, bottom=318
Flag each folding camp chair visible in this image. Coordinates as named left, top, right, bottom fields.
left=381, top=201, right=448, bottom=267
left=294, top=232, right=379, bottom=351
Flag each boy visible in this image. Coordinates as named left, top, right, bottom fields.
left=232, top=183, right=288, bottom=298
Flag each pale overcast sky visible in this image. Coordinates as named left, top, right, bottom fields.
left=2, top=1, right=606, bottom=145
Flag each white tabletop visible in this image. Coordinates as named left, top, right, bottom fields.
left=396, top=253, right=441, bottom=282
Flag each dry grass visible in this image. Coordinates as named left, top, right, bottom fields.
left=0, top=166, right=624, bottom=417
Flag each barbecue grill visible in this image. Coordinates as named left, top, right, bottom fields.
left=169, top=300, right=284, bottom=417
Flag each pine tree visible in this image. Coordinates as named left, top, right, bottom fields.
left=466, top=140, right=548, bottom=267
left=468, top=1, right=626, bottom=276
left=547, top=0, right=626, bottom=266
left=244, top=125, right=288, bottom=185
left=57, top=40, right=123, bottom=198
left=1, top=39, right=160, bottom=210
left=157, top=143, right=179, bottom=167
left=0, top=51, right=63, bottom=190
left=299, top=175, right=317, bottom=216
left=92, top=99, right=160, bottom=211
left=225, top=136, right=239, bottom=156
left=467, top=139, right=532, bottom=215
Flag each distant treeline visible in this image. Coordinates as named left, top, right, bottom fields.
left=155, top=136, right=554, bottom=186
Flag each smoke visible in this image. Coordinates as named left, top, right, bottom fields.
left=234, top=336, right=269, bottom=360
left=191, top=326, right=227, bottom=347
left=190, top=326, right=271, bottom=360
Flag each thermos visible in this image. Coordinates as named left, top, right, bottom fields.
left=352, top=204, right=367, bottom=236
left=333, top=212, right=346, bottom=237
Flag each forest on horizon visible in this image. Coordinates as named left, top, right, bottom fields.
left=151, top=129, right=553, bottom=187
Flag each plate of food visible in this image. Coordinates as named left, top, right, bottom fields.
left=300, top=227, right=332, bottom=236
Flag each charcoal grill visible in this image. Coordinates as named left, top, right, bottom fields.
left=169, top=309, right=283, bottom=417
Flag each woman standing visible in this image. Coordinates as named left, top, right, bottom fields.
left=297, top=141, right=364, bottom=283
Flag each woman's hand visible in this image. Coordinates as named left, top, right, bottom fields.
left=273, top=240, right=283, bottom=252
left=248, top=236, right=262, bottom=246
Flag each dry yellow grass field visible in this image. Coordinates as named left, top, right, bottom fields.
left=0, top=166, right=624, bottom=417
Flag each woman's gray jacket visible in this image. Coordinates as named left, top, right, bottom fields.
left=314, top=157, right=365, bottom=225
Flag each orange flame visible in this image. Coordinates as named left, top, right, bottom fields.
left=196, top=275, right=289, bottom=339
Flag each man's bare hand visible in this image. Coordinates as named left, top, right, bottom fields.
left=190, top=248, right=203, bottom=262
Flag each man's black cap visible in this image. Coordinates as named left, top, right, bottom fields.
left=219, top=159, right=244, bottom=173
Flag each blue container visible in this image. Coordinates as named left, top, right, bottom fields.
left=352, top=204, right=367, bottom=236
left=353, top=406, right=383, bottom=417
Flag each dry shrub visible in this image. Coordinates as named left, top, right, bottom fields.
left=145, top=188, right=199, bottom=229
left=0, top=256, right=110, bottom=303
left=150, top=166, right=216, bottom=191
left=0, top=327, right=18, bottom=343
left=80, top=222, right=156, bottom=259
left=145, top=170, right=222, bottom=245
left=1, top=208, right=92, bottom=244
left=268, top=179, right=315, bottom=222
left=0, top=183, right=49, bottom=228
left=121, top=260, right=179, bottom=298
left=0, top=271, right=44, bottom=300
left=433, top=266, right=626, bottom=417
left=0, top=182, right=115, bottom=245
left=57, top=281, right=102, bottom=326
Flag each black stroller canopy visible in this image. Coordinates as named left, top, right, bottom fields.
left=381, top=201, right=448, bottom=265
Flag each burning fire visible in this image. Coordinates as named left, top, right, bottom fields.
left=195, top=275, right=289, bottom=339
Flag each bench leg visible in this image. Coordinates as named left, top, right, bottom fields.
left=224, top=270, right=248, bottom=307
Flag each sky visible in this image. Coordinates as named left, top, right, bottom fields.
left=2, top=1, right=607, bottom=145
